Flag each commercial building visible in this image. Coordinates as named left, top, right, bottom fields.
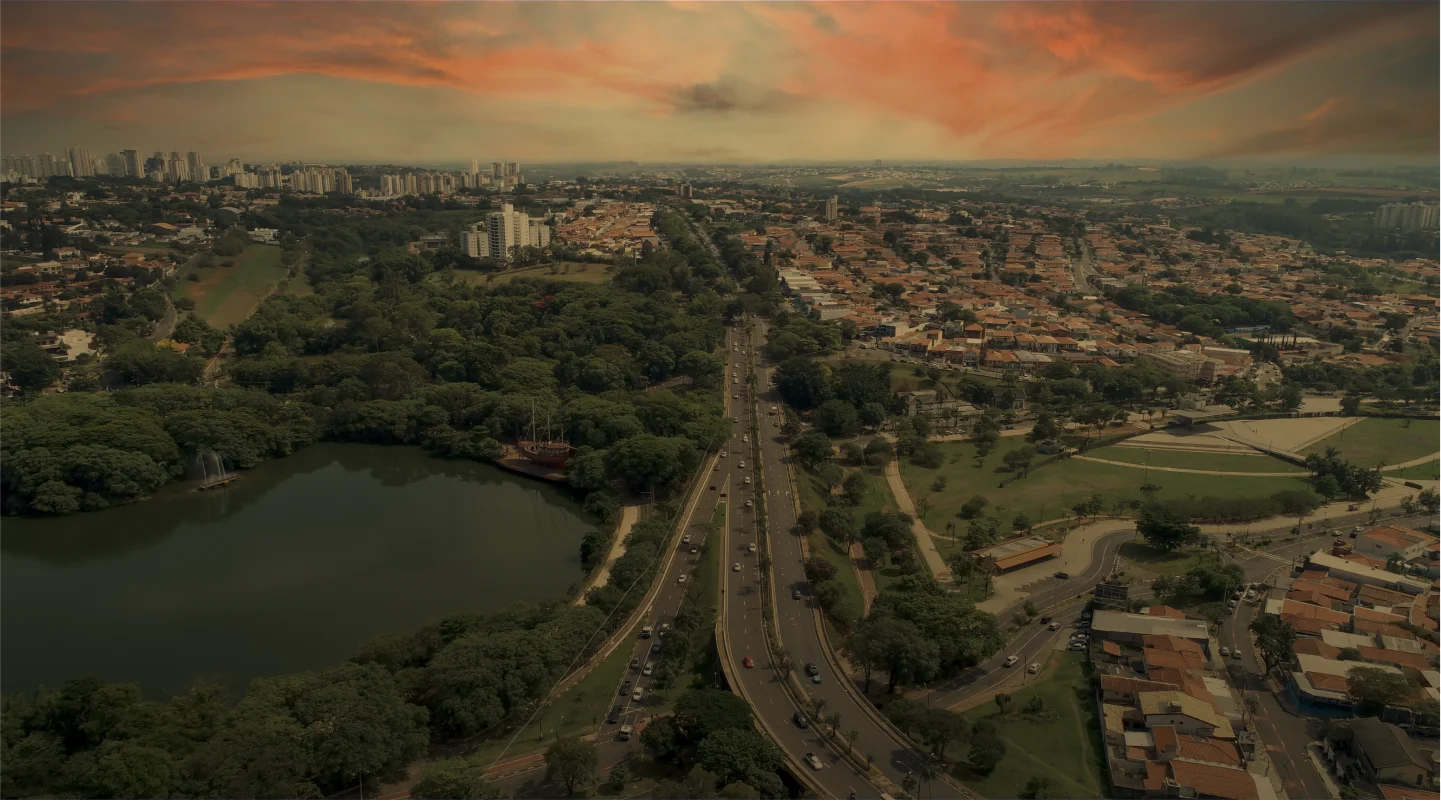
left=972, top=536, right=1060, bottom=573
left=1090, top=610, right=1211, bottom=649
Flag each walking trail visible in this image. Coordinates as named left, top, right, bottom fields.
left=880, top=451, right=952, bottom=582
left=572, top=504, right=639, bottom=605
left=1072, top=455, right=1303, bottom=477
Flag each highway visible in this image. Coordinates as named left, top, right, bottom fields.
left=720, top=321, right=889, bottom=799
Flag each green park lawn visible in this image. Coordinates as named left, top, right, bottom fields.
left=900, top=440, right=1316, bottom=527
left=1303, top=418, right=1440, bottom=468
left=1087, top=445, right=1305, bottom=474
left=173, top=244, right=288, bottom=329
left=955, top=652, right=1106, bottom=799
left=1386, top=460, right=1440, bottom=481
left=1117, top=540, right=1208, bottom=577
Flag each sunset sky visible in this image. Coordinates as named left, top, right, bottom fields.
left=2, top=1, right=1437, bottom=165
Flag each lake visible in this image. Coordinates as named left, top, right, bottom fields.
left=1, top=444, right=594, bottom=698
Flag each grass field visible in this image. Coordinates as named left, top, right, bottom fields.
left=452, top=261, right=611, bottom=287
left=1386, top=460, right=1440, bottom=480
left=277, top=272, right=313, bottom=297
left=900, top=440, right=1315, bottom=526
left=1303, top=418, right=1440, bottom=468
left=174, top=244, right=287, bottom=329
left=1088, top=445, right=1306, bottom=474
left=794, top=463, right=865, bottom=613
left=1118, top=541, right=1208, bottom=577
left=954, top=652, right=1106, bottom=799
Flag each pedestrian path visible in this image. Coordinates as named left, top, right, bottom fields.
left=573, top=504, right=639, bottom=605
left=880, top=450, right=951, bottom=582
left=1073, top=454, right=1302, bottom=477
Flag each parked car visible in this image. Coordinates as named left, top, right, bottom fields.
left=1027, top=662, right=1041, bottom=674
left=1053, top=571, right=1070, bottom=580
left=1220, top=647, right=1231, bottom=658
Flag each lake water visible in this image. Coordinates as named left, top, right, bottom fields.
left=1, top=444, right=593, bottom=698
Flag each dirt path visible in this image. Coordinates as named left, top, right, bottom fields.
left=1072, top=454, right=1304, bottom=477
left=849, top=541, right=879, bottom=613
left=879, top=442, right=951, bottom=582
left=573, top=504, right=640, bottom=605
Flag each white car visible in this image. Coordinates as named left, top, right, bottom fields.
left=804, top=753, right=823, bottom=771
left=677, top=574, right=687, bottom=584
left=682, top=534, right=692, bottom=544
left=1004, top=655, right=1019, bottom=667
left=742, top=435, right=749, bottom=443
left=1047, top=621, right=1061, bottom=631
left=733, top=562, right=741, bottom=572
left=748, top=543, right=757, bottom=554
left=1220, top=647, right=1231, bottom=658
left=1027, top=662, right=1041, bottom=674
left=739, top=460, right=745, bottom=468
left=642, top=662, right=654, bottom=676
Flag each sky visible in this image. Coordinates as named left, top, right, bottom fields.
left=2, top=1, right=1437, bottom=166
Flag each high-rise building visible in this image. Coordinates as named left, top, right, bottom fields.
left=122, top=149, right=142, bottom=177
left=825, top=195, right=838, bottom=222
left=186, top=152, right=206, bottom=183
left=66, top=145, right=94, bottom=177
left=105, top=152, right=126, bottom=176
left=677, top=183, right=693, bottom=199
left=1375, top=202, right=1439, bottom=231
left=463, top=203, right=548, bottom=260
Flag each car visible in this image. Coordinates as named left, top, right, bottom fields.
left=1227, top=600, right=1238, bottom=610
left=1232, top=590, right=1243, bottom=600
left=744, top=476, right=751, bottom=485
left=792, top=588, right=802, bottom=600
left=720, top=450, right=728, bottom=458
left=631, top=658, right=640, bottom=670
left=1068, top=642, right=1086, bottom=651
left=1027, top=662, right=1041, bottom=674
left=1048, top=621, right=1061, bottom=631
left=770, top=406, right=778, bottom=413
left=607, top=706, right=621, bottom=724
left=683, top=534, right=692, bottom=544
left=1078, top=620, right=1091, bottom=629
left=632, top=687, right=644, bottom=702
left=742, top=655, right=755, bottom=668
left=713, top=464, right=719, bottom=471
left=804, top=753, right=824, bottom=771
left=742, top=435, right=749, bottom=443
left=1053, top=571, right=1070, bottom=579
left=1220, top=647, right=1231, bottom=658
left=642, top=662, right=654, bottom=676
left=690, top=546, right=699, bottom=554
left=745, top=500, right=753, bottom=509
left=732, top=417, right=738, bottom=423
left=793, top=711, right=809, bottom=729
left=811, top=674, right=823, bottom=684
left=677, top=574, right=687, bottom=584
left=641, top=626, right=653, bottom=639
left=1040, top=616, right=1052, bottom=624
left=1004, top=655, right=1019, bottom=667
left=730, top=562, right=741, bottom=574
left=739, top=460, right=745, bottom=468
left=733, top=378, right=738, bottom=384
left=618, top=723, right=633, bottom=740
left=660, top=623, right=671, bottom=635
left=748, top=543, right=757, bottom=554
left=1333, top=539, right=1347, bottom=547
left=620, top=681, right=631, bottom=696
left=804, top=662, right=819, bottom=677
left=1244, top=590, right=1257, bottom=601
left=1232, top=649, right=1242, bottom=660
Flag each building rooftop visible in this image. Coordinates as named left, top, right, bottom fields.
left=1093, top=610, right=1210, bottom=642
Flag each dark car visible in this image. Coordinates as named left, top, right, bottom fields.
left=631, top=658, right=641, bottom=670
left=793, top=711, right=810, bottom=729
left=1039, top=616, right=1052, bottom=624
left=804, top=662, right=819, bottom=677
left=1053, top=571, right=1070, bottom=580
left=619, top=681, right=631, bottom=697
left=607, top=706, right=621, bottom=724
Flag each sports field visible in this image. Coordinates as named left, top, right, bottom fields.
left=1302, top=418, right=1440, bottom=468
left=173, top=245, right=288, bottom=329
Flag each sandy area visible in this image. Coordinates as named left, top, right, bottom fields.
left=1213, top=417, right=1355, bottom=453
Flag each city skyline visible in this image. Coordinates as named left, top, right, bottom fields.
left=2, top=1, right=1437, bottom=165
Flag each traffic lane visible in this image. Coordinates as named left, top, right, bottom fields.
left=754, top=418, right=936, bottom=786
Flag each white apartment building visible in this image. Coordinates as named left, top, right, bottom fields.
left=462, top=203, right=550, bottom=261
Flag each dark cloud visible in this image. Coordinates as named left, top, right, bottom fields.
left=1202, top=106, right=1439, bottom=159
left=667, top=78, right=801, bottom=115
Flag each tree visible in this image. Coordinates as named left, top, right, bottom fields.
left=842, top=472, right=867, bottom=506
left=813, top=399, right=860, bottom=438
left=1250, top=616, right=1297, bottom=675
left=1, top=338, right=61, bottom=392
left=968, top=729, right=1006, bottom=776
left=1417, top=488, right=1440, bottom=514
left=774, top=357, right=830, bottom=410
left=1346, top=667, right=1413, bottom=716
left=994, top=693, right=1012, bottom=714
left=1340, top=394, right=1361, bottom=416
left=1001, top=447, right=1034, bottom=474
left=1022, top=775, right=1052, bottom=799
left=816, top=463, right=845, bottom=495
left=793, top=432, right=833, bottom=467
left=695, top=729, right=781, bottom=793
left=854, top=617, right=940, bottom=693
left=804, top=557, right=839, bottom=584
left=545, top=736, right=597, bottom=795
left=959, top=495, right=989, bottom=520
left=675, top=689, right=754, bottom=744
left=412, top=756, right=497, bottom=799
left=1136, top=504, right=1202, bottom=552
